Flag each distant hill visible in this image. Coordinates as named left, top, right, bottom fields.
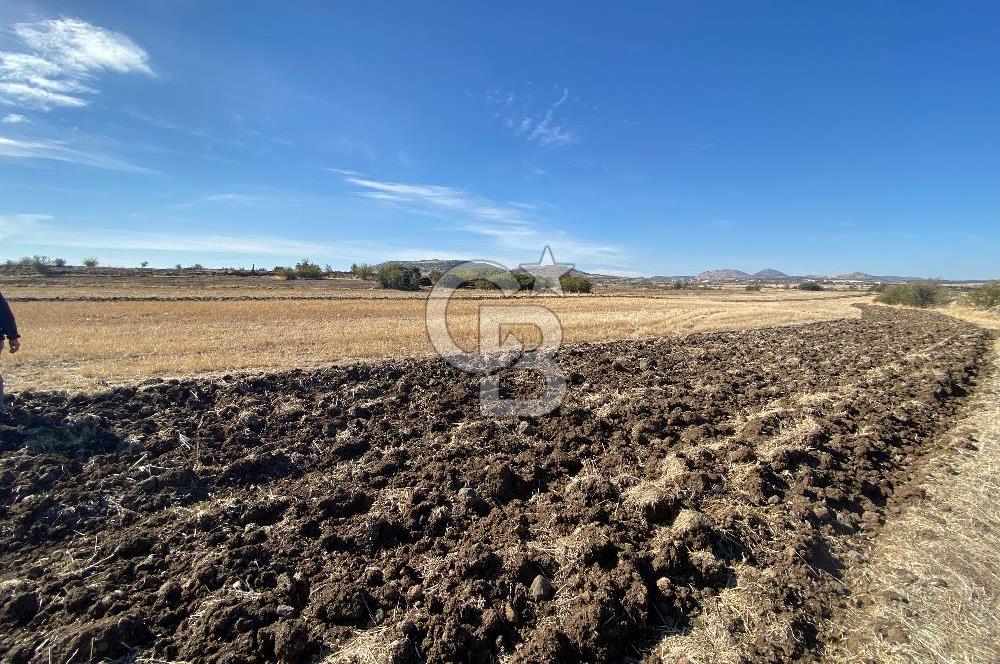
left=696, top=268, right=751, bottom=281
left=376, top=259, right=558, bottom=277
left=370, top=260, right=976, bottom=286
left=375, top=259, right=604, bottom=283
left=832, top=272, right=930, bottom=283
left=375, top=259, right=468, bottom=274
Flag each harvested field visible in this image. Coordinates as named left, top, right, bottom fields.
left=0, top=272, right=384, bottom=300
left=2, top=291, right=867, bottom=392
left=0, top=306, right=990, bottom=663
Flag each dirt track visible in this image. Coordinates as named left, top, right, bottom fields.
left=0, top=307, right=991, bottom=663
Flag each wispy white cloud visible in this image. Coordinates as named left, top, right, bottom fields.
left=339, top=174, right=623, bottom=264
left=0, top=135, right=157, bottom=173
left=0, top=212, right=468, bottom=264
left=0, top=212, right=51, bottom=241
left=2, top=217, right=338, bottom=256
left=1, top=112, right=27, bottom=124
left=204, top=193, right=262, bottom=204
left=527, top=87, right=578, bottom=145
left=488, top=86, right=579, bottom=146
left=343, top=176, right=534, bottom=227
left=123, top=106, right=258, bottom=151
left=14, top=18, right=152, bottom=74
left=0, top=18, right=152, bottom=111
left=457, top=220, right=621, bottom=262
left=122, top=106, right=200, bottom=136
left=327, top=167, right=363, bottom=177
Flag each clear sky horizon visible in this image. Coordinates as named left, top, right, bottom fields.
left=1, top=2, right=998, bottom=279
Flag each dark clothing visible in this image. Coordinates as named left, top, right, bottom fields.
left=0, top=292, right=18, bottom=341
left=0, top=292, right=13, bottom=414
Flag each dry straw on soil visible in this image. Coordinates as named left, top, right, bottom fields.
left=1, top=291, right=867, bottom=392
left=820, top=307, right=1000, bottom=663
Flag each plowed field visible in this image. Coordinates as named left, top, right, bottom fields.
left=0, top=306, right=991, bottom=663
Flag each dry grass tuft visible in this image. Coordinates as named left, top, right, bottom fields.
left=322, top=626, right=404, bottom=664
left=655, top=562, right=797, bottom=664
left=821, top=333, right=1000, bottom=663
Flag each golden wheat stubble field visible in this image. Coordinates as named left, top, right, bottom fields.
left=1, top=285, right=870, bottom=392
left=0, top=271, right=387, bottom=299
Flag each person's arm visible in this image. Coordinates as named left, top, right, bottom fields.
left=0, top=292, right=20, bottom=348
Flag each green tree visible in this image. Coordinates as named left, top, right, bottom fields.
left=377, top=265, right=422, bottom=290
left=560, top=275, right=593, bottom=293
left=17, top=255, right=56, bottom=274
left=351, top=262, right=375, bottom=280
left=82, top=257, right=99, bottom=268
left=513, top=272, right=535, bottom=291
left=294, top=258, right=324, bottom=279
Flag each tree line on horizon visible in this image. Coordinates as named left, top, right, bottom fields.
left=8, top=256, right=996, bottom=307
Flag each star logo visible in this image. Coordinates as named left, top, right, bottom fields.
left=519, top=246, right=574, bottom=295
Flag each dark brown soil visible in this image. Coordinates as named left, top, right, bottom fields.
left=0, top=307, right=990, bottom=663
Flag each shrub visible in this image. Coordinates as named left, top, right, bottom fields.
left=428, top=270, right=444, bottom=285
left=439, top=268, right=506, bottom=290
left=672, top=280, right=685, bottom=290
left=377, top=265, right=422, bottom=290
left=434, top=269, right=539, bottom=292
left=82, top=257, right=99, bottom=268
left=351, top=262, right=375, bottom=280
left=513, top=272, right=536, bottom=291
left=294, top=259, right=324, bottom=279
left=797, top=281, right=823, bottom=291
left=965, top=281, right=1000, bottom=309
left=869, top=283, right=886, bottom=293
left=745, top=283, right=763, bottom=292
left=17, top=255, right=57, bottom=274
left=472, top=278, right=501, bottom=290
left=274, top=266, right=297, bottom=280
left=876, top=282, right=953, bottom=308
left=53, top=258, right=67, bottom=267
left=560, top=275, right=592, bottom=293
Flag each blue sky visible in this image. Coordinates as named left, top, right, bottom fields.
left=1, top=1, right=998, bottom=278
